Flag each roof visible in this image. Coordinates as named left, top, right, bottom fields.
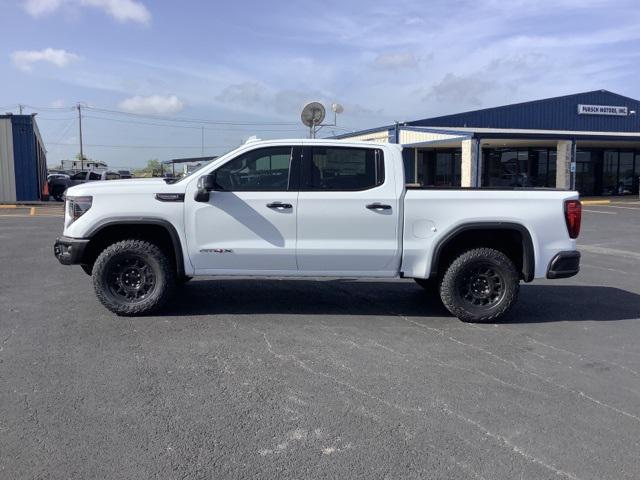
left=164, top=156, right=218, bottom=165
left=407, top=90, right=640, bottom=133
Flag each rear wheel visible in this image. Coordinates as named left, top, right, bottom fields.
left=439, top=248, right=519, bottom=323
left=92, top=239, right=175, bottom=316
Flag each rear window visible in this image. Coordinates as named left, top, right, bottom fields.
left=306, top=147, right=384, bottom=191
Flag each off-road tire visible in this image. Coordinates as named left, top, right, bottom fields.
left=92, top=239, right=175, bottom=316
left=439, top=248, right=519, bottom=323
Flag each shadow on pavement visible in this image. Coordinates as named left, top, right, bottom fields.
left=161, top=279, right=640, bottom=323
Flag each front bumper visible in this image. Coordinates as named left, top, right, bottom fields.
left=54, top=236, right=89, bottom=265
left=546, top=250, right=581, bottom=279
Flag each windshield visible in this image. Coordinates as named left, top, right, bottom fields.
left=173, top=147, right=239, bottom=183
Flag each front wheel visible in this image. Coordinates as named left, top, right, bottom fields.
left=439, top=248, right=519, bottom=323
left=92, top=239, right=175, bottom=316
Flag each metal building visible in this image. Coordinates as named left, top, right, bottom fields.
left=335, top=90, right=640, bottom=197
left=0, top=114, right=47, bottom=203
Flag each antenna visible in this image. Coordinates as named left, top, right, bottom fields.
left=300, top=101, right=344, bottom=138
left=301, top=102, right=326, bottom=138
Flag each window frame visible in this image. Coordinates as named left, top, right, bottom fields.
left=300, top=146, right=385, bottom=192
left=211, top=146, right=300, bottom=192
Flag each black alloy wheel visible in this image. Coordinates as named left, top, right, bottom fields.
left=458, top=263, right=506, bottom=308
left=105, top=255, right=157, bottom=303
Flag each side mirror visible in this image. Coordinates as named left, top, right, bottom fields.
left=194, top=173, right=216, bottom=202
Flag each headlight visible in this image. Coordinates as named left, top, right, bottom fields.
left=66, top=196, right=93, bottom=223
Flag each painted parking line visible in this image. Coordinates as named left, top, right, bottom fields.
left=0, top=213, right=64, bottom=218
left=583, top=209, right=617, bottom=214
left=603, top=205, right=640, bottom=211
left=580, top=244, right=640, bottom=261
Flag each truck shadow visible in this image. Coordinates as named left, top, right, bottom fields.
left=162, top=280, right=640, bottom=323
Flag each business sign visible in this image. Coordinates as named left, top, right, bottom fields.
left=577, top=104, right=628, bottom=116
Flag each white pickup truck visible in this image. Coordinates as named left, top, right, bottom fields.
left=54, top=139, right=582, bottom=322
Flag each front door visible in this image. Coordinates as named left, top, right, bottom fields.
left=185, top=145, right=300, bottom=274
left=296, top=145, right=401, bottom=275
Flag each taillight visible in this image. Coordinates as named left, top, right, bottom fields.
left=564, top=199, right=582, bottom=239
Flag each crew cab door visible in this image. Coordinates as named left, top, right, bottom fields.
left=296, top=145, right=401, bottom=275
left=184, top=145, right=300, bottom=273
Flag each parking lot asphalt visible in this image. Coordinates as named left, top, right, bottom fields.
left=1, top=203, right=639, bottom=480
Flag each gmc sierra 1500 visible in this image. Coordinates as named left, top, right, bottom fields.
left=54, top=139, right=581, bottom=322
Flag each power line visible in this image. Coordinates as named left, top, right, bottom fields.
left=81, top=114, right=305, bottom=132
left=23, top=104, right=76, bottom=111
left=84, top=106, right=300, bottom=126
left=47, top=142, right=237, bottom=149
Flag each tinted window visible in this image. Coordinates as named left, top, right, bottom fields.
left=214, top=147, right=292, bottom=191
left=105, top=172, right=120, bottom=180
left=71, top=172, right=87, bottom=180
left=88, top=172, right=101, bottom=180
left=307, top=147, right=384, bottom=190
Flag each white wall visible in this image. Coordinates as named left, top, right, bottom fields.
left=337, top=130, right=390, bottom=143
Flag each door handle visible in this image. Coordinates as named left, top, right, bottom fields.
left=266, top=202, right=292, bottom=209
left=366, top=203, right=391, bottom=210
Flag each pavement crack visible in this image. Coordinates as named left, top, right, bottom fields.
left=254, top=328, right=581, bottom=477
left=440, top=403, right=583, bottom=480
left=254, top=328, right=416, bottom=415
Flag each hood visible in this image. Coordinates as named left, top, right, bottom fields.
left=66, top=177, right=176, bottom=196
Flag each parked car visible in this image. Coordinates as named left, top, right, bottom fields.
left=68, top=170, right=122, bottom=187
left=47, top=173, right=71, bottom=201
left=48, top=170, right=122, bottom=201
left=54, top=139, right=581, bottom=322
left=118, top=170, right=132, bottom=179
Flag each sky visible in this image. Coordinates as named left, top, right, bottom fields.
left=1, top=0, right=640, bottom=168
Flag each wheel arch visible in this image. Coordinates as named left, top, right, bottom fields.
left=81, top=218, right=186, bottom=278
left=430, top=222, right=535, bottom=282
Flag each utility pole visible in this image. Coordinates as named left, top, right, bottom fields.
left=18, top=104, right=23, bottom=114
left=77, top=103, right=84, bottom=171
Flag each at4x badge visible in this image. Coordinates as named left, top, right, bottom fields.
left=200, top=248, right=234, bottom=253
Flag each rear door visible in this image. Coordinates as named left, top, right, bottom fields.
left=296, top=145, right=401, bottom=275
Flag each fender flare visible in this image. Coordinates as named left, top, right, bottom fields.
left=85, top=217, right=186, bottom=278
left=430, top=222, right=535, bottom=282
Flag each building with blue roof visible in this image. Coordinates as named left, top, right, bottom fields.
left=334, top=90, right=640, bottom=196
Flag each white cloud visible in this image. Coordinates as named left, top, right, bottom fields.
left=118, top=95, right=184, bottom=114
left=373, top=51, right=418, bottom=69
left=216, top=82, right=267, bottom=107
left=51, top=99, right=66, bottom=107
left=23, top=0, right=63, bottom=16
left=424, top=73, right=497, bottom=107
left=11, top=48, right=79, bottom=71
left=23, top=0, right=151, bottom=24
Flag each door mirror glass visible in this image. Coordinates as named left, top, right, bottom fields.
left=194, top=173, right=216, bottom=202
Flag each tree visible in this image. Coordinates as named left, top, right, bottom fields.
left=133, top=159, right=162, bottom=177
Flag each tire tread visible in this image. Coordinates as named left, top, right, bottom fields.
left=92, top=239, right=175, bottom=316
left=439, top=247, right=519, bottom=323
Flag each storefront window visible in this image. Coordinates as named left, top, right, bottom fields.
left=416, top=149, right=461, bottom=187
left=483, top=148, right=557, bottom=188
left=575, top=150, right=596, bottom=196
left=619, top=152, right=635, bottom=195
